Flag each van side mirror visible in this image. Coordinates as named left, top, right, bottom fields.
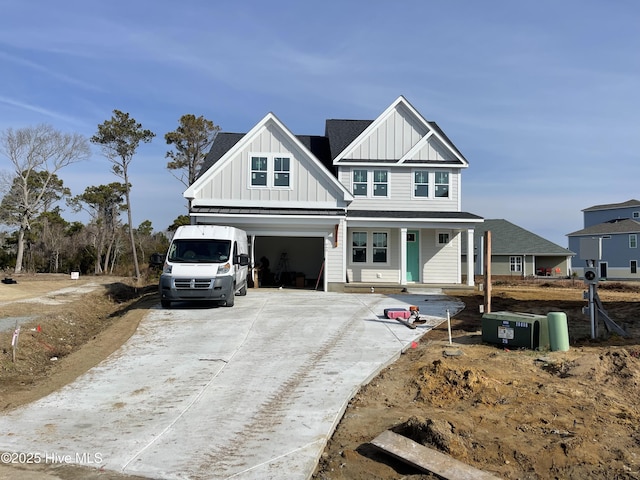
left=235, top=254, right=250, bottom=266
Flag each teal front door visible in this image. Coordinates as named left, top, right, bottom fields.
left=406, top=230, right=419, bottom=282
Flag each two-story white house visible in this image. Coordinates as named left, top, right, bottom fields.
left=184, top=96, right=483, bottom=292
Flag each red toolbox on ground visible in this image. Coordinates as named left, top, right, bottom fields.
left=384, top=308, right=411, bottom=320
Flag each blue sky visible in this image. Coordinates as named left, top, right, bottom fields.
left=0, top=0, right=638, bottom=248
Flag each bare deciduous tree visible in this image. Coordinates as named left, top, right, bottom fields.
left=0, top=124, right=90, bottom=273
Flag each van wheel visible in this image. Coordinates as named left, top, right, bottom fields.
left=161, top=299, right=171, bottom=308
left=238, top=283, right=247, bottom=296
left=224, top=293, right=235, bottom=307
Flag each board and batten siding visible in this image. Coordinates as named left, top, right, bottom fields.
left=342, top=106, right=427, bottom=160
left=193, top=124, right=344, bottom=207
left=338, top=168, right=460, bottom=212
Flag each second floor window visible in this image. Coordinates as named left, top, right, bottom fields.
left=353, top=170, right=367, bottom=196
left=412, top=169, right=451, bottom=199
left=250, top=155, right=291, bottom=188
left=435, top=171, right=449, bottom=198
left=414, top=170, right=429, bottom=197
left=630, top=234, right=638, bottom=249
left=352, top=169, right=389, bottom=197
left=373, top=170, right=388, bottom=197
left=274, top=157, right=290, bottom=187
left=251, top=156, right=268, bottom=186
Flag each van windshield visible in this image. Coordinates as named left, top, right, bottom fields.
left=167, top=239, right=231, bottom=263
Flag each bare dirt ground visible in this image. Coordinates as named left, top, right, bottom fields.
left=1, top=275, right=640, bottom=479
left=314, top=280, right=640, bottom=480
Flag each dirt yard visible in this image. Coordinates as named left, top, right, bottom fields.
left=1, top=275, right=640, bottom=480
left=314, top=280, right=640, bottom=480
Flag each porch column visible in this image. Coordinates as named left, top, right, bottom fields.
left=400, top=228, right=407, bottom=285
left=466, top=228, right=475, bottom=286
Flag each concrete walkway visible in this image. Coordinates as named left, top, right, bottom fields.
left=0, top=289, right=463, bottom=479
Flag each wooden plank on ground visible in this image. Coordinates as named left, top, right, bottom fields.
left=371, top=430, right=501, bottom=480
left=395, top=318, right=416, bottom=329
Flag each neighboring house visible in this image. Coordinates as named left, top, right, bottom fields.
left=183, top=96, right=483, bottom=292
left=567, top=199, right=640, bottom=280
left=462, top=219, right=574, bottom=278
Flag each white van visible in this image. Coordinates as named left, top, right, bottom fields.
left=159, top=225, right=250, bottom=308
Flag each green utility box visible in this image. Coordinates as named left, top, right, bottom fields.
left=482, top=311, right=550, bottom=350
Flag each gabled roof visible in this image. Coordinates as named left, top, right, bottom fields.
left=197, top=132, right=333, bottom=178
left=582, top=199, right=640, bottom=212
left=463, top=219, right=574, bottom=256
left=331, top=95, right=468, bottom=167
left=567, top=218, right=640, bottom=236
left=185, top=112, right=353, bottom=202
left=197, top=96, right=468, bottom=182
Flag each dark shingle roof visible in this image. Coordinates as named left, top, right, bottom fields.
left=324, top=119, right=373, bottom=160
left=463, top=219, right=573, bottom=256
left=582, top=199, right=640, bottom=212
left=567, top=218, right=640, bottom=236
left=196, top=112, right=468, bottom=180
left=197, top=133, right=334, bottom=180
left=296, top=135, right=333, bottom=172
left=198, top=132, right=244, bottom=177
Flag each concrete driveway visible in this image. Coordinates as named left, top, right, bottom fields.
left=0, top=289, right=463, bottom=479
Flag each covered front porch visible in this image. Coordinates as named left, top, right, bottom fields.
left=342, top=219, right=478, bottom=289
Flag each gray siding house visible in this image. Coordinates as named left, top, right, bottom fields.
left=568, top=199, right=640, bottom=280
left=183, top=96, right=484, bottom=291
left=462, top=219, right=574, bottom=279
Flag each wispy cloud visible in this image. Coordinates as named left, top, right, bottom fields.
left=0, top=95, right=83, bottom=127
left=0, top=50, right=104, bottom=92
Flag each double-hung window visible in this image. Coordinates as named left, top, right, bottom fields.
left=373, top=170, right=388, bottom=197
left=351, top=231, right=388, bottom=263
left=510, top=256, right=522, bottom=272
left=414, top=170, right=429, bottom=197
left=435, top=171, right=449, bottom=198
left=372, top=232, right=388, bottom=262
left=352, top=170, right=368, bottom=196
left=250, top=155, right=291, bottom=188
left=412, top=169, right=450, bottom=198
left=630, top=234, right=637, bottom=249
left=274, top=157, right=290, bottom=187
left=352, top=232, right=367, bottom=262
left=251, top=156, right=268, bottom=187
left=352, top=169, right=389, bottom=197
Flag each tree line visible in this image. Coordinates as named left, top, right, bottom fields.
left=0, top=112, right=219, bottom=281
